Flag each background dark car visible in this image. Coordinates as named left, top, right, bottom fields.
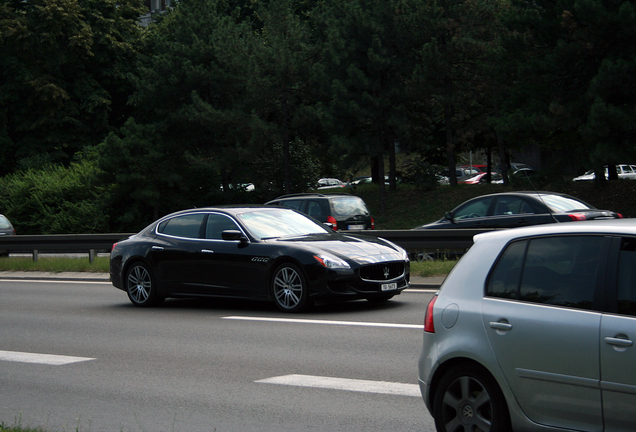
left=265, top=193, right=374, bottom=231
left=110, top=206, right=408, bottom=312
left=0, top=214, right=16, bottom=256
left=414, top=191, right=622, bottom=230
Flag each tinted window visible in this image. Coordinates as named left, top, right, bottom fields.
left=488, top=236, right=603, bottom=310
left=455, top=197, right=493, bottom=219
left=330, top=197, right=369, bottom=217
left=306, top=200, right=325, bottom=218
left=617, top=238, right=636, bottom=316
left=493, top=197, right=534, bottom=215
left=276, top=200, right=303, bottom=211
left=205, top=214, right=240, bottom=240
left=157, top=214, right=205, bottom=238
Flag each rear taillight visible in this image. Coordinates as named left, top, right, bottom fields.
left=424, top=296, right=437, bottom=333
left=327, top=216, right=338, bottom=231
left=618, top=213, right=624, bottom=218
left=568, top=213, right=587, bottom=221
left=111, top=242, right=118, bottom=252
left=371, top=217, right=375, bottom=230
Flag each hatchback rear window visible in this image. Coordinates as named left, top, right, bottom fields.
left=330, top=197, right=370, bottom=217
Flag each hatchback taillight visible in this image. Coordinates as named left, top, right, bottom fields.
left=424, top=296, right=437, bottom=333
left=371, top=217, right=375, bottom=230
left=327, top=216, right=338, bottom=231
left=111, top=242, right=118, bottom=252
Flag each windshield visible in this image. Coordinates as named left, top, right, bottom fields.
left=237, top=208, right=330, bottom=240
left=330, top=196, right=370, bottom=217
left=540, top=194, right=594, bottom=212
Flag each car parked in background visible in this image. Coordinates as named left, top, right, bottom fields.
left=110, top=206, right=407, bottom=312
left=266, top=193, right=374, bottom=231
left=438, top=167, right=480, bottom=185
left=573, top=164, right=636, bottom=181
left=413, top=191, right=622, bottom=230
left=419, top=219, right=636, bottom=431
left=0, top=214, right=16, bottom=256
left=316, top=178, right=347, bottom=189
left=459, top=172, right=504, bottom=185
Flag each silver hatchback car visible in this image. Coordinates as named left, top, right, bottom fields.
left=419, top=219, right=636, bottom=432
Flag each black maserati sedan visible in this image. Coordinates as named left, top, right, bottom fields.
left=110, top=206, right=409, bottom=312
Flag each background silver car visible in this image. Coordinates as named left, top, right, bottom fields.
left=419, top=219, right=636, bottom=431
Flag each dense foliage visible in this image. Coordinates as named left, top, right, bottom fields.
left=1, top=0, right=635, bottom=233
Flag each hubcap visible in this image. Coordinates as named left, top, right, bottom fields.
left=442, top=376, right=492, bottom=432
left=274, top=267, right=302, bottom=309
left=128, top=266, right=151, bottom=303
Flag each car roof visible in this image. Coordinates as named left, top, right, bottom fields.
left=161, top=205, right=281, bottom=218
left=474, top=218, right=636, bottom=245
left=267, top=193, right=355, bottom=201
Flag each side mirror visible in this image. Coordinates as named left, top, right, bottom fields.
left=222, top=230, right=248, bottom=242
left=444, top=212, right=456, bottom=224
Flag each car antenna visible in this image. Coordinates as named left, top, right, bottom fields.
left=521, top=169, right=560, bottom=223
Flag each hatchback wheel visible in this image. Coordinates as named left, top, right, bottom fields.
left=272, top=263, right=308, bottom=312
left=433, top=363, right=510, bottom=432
left=126, top=262, right=164, bottom=307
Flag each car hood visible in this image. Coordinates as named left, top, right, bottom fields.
left=275, top=234, right=406, bottom=264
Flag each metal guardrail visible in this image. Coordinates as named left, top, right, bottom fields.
left=0, top=229, right=498, bottom=262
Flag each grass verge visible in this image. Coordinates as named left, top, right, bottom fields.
left=0, top=256, right=110, bottom=273
left=0, top=255, right=453, bottom=278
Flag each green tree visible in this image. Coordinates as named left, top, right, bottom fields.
left=313, top=0, right=412, bottom=213
left=0, top=0, right=146, bottom=174
left=496, top=0, right=636, bottom=182
left=0, top=151, right=110, bottom=234
left=404, top=0, right=504, bottom=186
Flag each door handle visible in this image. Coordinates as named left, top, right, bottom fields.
left=201, top=249, right=214, bottom=254
left=490, top=322, right=513, bottom=331
left=151, top=246, right=164, bottom=251
left=605, top=337, right=633, bottom=347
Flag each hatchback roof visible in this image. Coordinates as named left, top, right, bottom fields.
left=475, top=218, right=636, bottom=244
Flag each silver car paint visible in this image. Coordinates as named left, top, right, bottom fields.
left=419, top=219, right=636, bottom=432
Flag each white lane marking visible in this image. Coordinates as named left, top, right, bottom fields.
left=0, top=279, right=109, bottom=284
left=223, top=316, right=423, bottom=329
left=257, top=374, right=421, bottom=398
left=0, top=350, right=95, bottom=365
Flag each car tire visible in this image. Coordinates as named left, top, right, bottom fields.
left=433, top=363, right=510, bottom=432
left=271, top=263, right=308, bottom=312
left=125, top=262, right=164, bottom=307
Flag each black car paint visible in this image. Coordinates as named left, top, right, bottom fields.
left=414, top=192, right=621, bottom=230
left=110, top=207, right=408, bottom=307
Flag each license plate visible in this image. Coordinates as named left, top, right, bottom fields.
left=348, top=224, right=364, bottom=230
left=381, top=282, right=398, bottom=291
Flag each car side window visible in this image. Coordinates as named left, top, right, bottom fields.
left=157, top=214, right=205, bottom=238
left=494, top=197, right=534, bottom=215
left=205, top=214, right=240, bottom=240
left=617, top=238, right=636, bottom=316
left=277, top=200, right=303, bottom=211
left=488, top=236, right=603, bottom=310
left=306, top=200, right=324, bottom=218
left=454, top=197, right=493, bottom=219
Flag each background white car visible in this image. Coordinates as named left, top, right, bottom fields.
left=573, top=164, right=636, bottom=181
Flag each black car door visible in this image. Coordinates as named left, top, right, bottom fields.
left=188, top=213, right=269, bottom=298
left=151, top=213, right=207, bottom=292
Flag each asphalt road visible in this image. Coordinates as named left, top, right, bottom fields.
left=0, top=278, right=437, bottom=432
